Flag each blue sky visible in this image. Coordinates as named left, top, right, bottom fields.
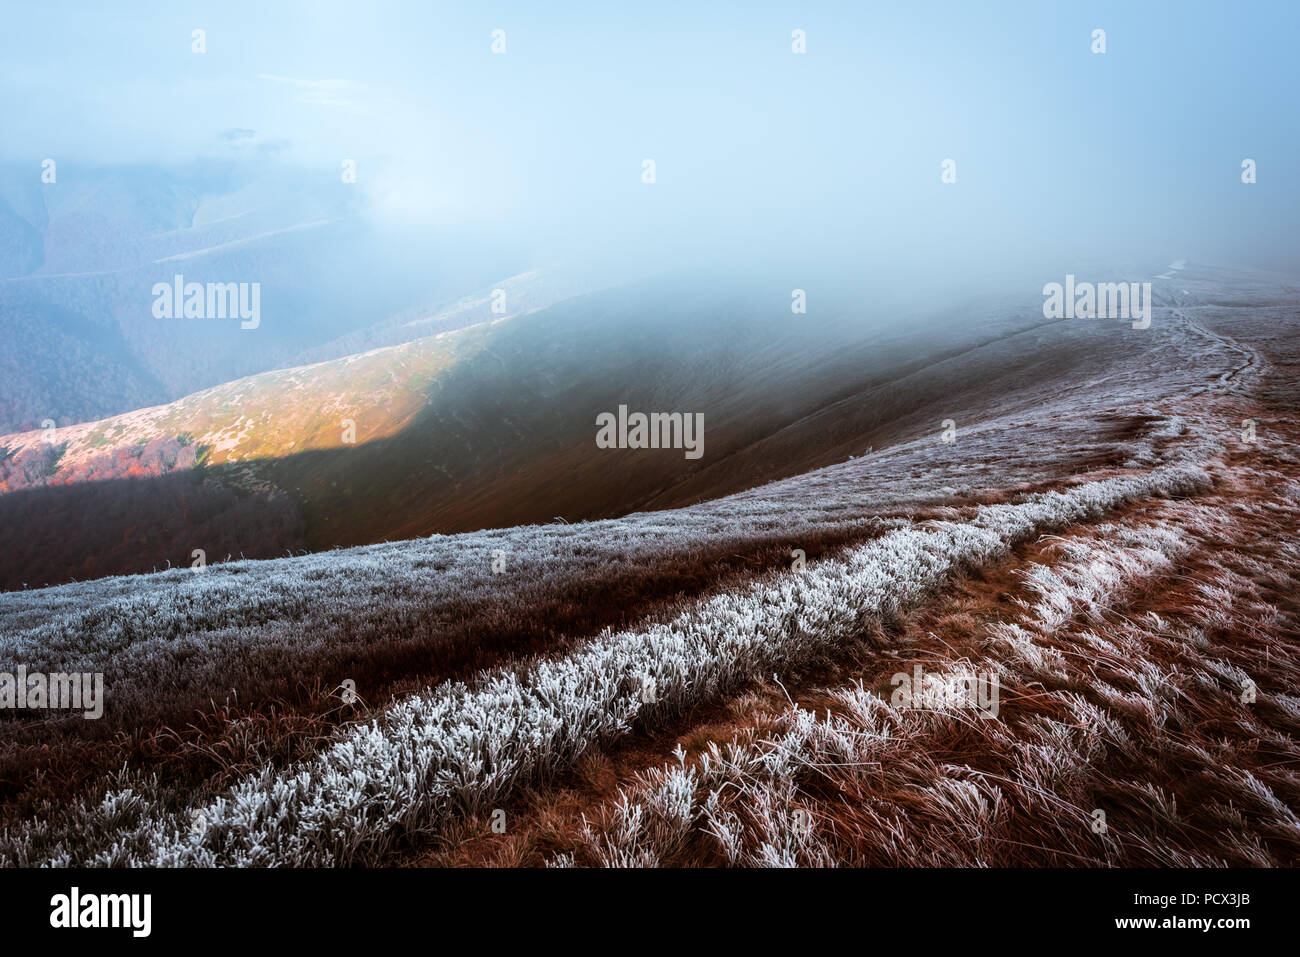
left=2, top=0, right=1296, bottom=276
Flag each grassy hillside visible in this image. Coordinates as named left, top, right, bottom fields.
left=1, top=264, right=1297, bottom=866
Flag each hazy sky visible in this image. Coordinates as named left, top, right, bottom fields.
left=2, top=0, right=1297, bottom=277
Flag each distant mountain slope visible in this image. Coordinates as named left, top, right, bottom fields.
left=287, top=263, right=627, bottom=367
left=0, top=163, right=536, bottom=433
left=0, top=264, right=1273, bottom=590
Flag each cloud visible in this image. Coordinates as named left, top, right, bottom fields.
left=259, top=74, right=364, bottom=111
left=217, top=128, right=290, bottom=156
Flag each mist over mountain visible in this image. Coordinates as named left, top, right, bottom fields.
left=0, top=160, right=541, bottom=433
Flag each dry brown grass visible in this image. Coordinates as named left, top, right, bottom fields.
left=0, top=519, right=911, bottom=820
left=444, top=400, right=1300, bottom=867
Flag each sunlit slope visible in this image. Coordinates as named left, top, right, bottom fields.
left=0, top=330, right=472, bottom=475
left=0, top=266, right=615, bottom=478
